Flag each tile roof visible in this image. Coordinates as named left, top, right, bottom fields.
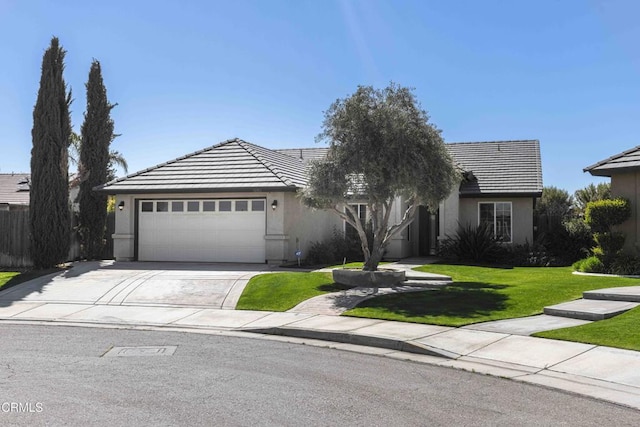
left=446, top=140, right=543, bottom=196
left=0, top=173, right=30, bottom=205
left=275, top=148, right=329, bottom=163
left=97, top=138, right=543, bottom=196
left=584, top=146, right=640, bottom=177
left=96, top=138, right=308, bottom=194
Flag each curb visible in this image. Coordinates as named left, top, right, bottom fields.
left=2, top=318, right=640, bottom=411
left=242, top=326, right=458, bottom=359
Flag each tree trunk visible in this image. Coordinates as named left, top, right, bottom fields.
left=363, top=244, right=384, bottom=271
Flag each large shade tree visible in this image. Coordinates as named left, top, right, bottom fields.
left=302, top=84, right=459, bottom=271
left=574, top=182, right=611, bottom=214
left=535, top=186, right=574, bottom=219
left=30, top=37, right=72, bottom=268
left=77, top=60, right=116, bottom=259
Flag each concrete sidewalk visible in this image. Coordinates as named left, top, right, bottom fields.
left=0, top=301, right=639, bottom=411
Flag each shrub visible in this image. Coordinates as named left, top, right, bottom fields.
left=593, top=232, right=626, bottom=255
left=585, top=199, right=631, bottom=269
left=610, top=253, right=640, bottom=276
left=572, top=258, right=585, bottom=271
left=538, top=218, right=592, bottom=265
left=305, top=227, right=368, bottom=266
left=331, top=227, right=368, bottom=263
left=438, top=223, right=507, bottom=263
left=506, top=242, right=556, bottom=267
left=305, top=240, right=337, bottom=265
left=585, top=198, right=631, bottom=233
left=573, top=251, right=640, bottom=275
left=575, top=256, right=605, bottom=273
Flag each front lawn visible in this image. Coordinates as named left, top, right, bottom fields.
left=343, top=265, right=640, bottom=326
left=0, top=272, right=20, bottom=290
left=534, top=307, right=640, bottom=351
left=236, top=272, right=350, bottom=312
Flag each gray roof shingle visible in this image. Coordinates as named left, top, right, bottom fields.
left=0, top=173, right=30, bottom=205
left=584, top=146, right=640, bottom=177
left=275, top=148, right=329, bottom=163
left=96, top=138, right=308, bottom=194
left=446, top=140, right=543, bottom=196
left=97, top=138, right=543, bottom=197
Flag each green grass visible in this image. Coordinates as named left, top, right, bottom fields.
left=343, top=264, right=640, bottom=326
left=0, top=268, right=62, bottom=291
left=534, top=307, right=640, bottom=351
left=0, top=272, right=20, bottom=290
left=236, top=272, right=351, bottom=312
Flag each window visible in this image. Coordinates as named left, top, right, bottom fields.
left=251, top=200, right=265, bottom=211
left=235, top=200, right=248, bottom=211
left=156, top=201, right=169, bottom=212
left=203, top=201, right=216, bottom=212
left=479, top=202, right=512, bottom=242
left=187, top=201, right=200, bottom=212
left=141, top=202, right=153, bottom=212
left=219, top=200, right=232, bottom=212
left=172, top=201, right=184, bottom=212
left=345, top=204, right=367, bottom=240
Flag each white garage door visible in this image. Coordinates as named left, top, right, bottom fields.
left=138, top=199, right=266, bottom=263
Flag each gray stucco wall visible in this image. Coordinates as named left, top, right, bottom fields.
left=283, top=192, right=342, bottom=262
left=439, top=191, right=460, bottom=242
left=610, top=172, right=639, bottom=251
left=458, top=197, right=534, bottom=245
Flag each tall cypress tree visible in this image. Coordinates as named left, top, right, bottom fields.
left=78, top=60, right=115, bottom=259
left=30, top=37, right=72, bottom=268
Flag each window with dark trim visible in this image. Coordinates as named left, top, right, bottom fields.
left=479, top=202, right=512, bottom=242
left=251, top=200, right=265, bottom=211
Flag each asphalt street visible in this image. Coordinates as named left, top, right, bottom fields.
left=0, top=324, right=638, bottom=426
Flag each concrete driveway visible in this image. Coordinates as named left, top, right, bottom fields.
left=0, top=261, right=272, bottom=309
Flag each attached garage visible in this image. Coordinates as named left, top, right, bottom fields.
left=98, top=139, right=314, bottom=263
left=137, top=198, right=266, bottom=263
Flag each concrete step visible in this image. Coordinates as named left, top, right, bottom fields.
left=544, top=299, right=640, bottom=321
left=404, top=271, right=452, bottom=282
left=583, top=286, right=640, bottom=303
left=402, top=280, right=451, bottom=289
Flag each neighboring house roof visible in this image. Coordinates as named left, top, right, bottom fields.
left=446, top=140, right=543, bottom=196
left=96, top=138, right=309, bottom=194
left=0, top=173, right=30, bottom=206
left=584, top=146, right=640, bottom=177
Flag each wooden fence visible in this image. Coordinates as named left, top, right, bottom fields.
left=0, top=210, right=31, bottom=268
left=0, top=210, right=114, bottom=268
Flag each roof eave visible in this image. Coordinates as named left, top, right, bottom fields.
left=459, top=191, right=543, bottom=198
left=584, top=165, right=640, bottom=177
left=584, top=168, right=612, bottom=177
left=95, top=185, right=302, bottom=195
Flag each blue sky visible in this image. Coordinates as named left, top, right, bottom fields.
left=1, top=0, right=639, bottom=193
